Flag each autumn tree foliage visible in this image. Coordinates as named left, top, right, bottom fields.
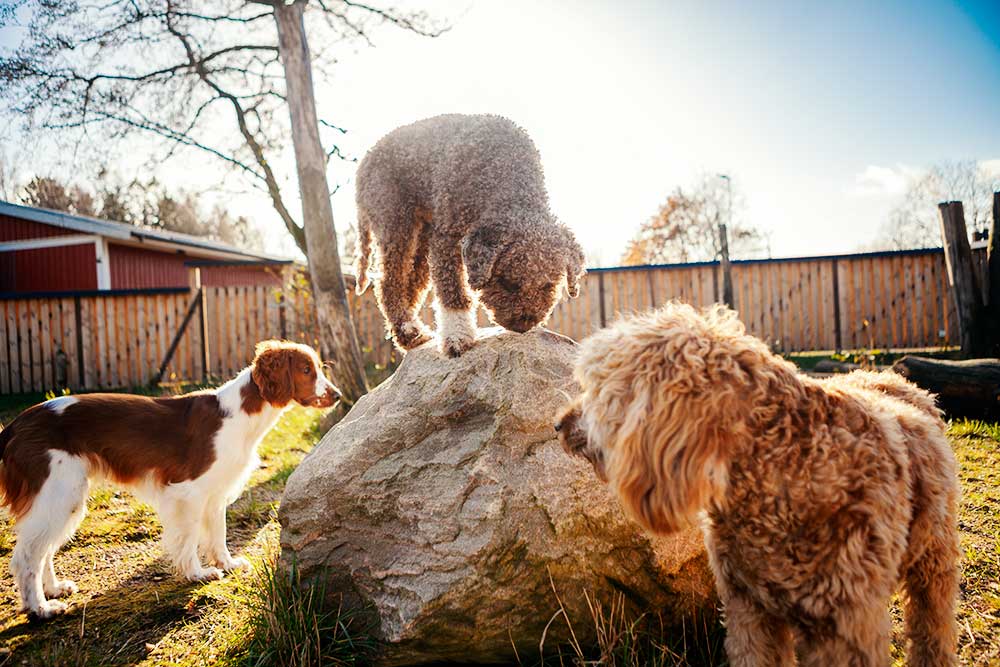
left=621, top=175, right=766, bottom=266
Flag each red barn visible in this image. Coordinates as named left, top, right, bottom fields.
left=0, top=201, right=294, bottom=294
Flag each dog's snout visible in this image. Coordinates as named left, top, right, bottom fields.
left=554, top=421, right=562, bottom=432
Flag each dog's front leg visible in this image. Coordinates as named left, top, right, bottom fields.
left=161, top=498, right=223, bottom=582
left=202, top=503, right=250, bottom=572
left=722, top=593, right=797, bottom=667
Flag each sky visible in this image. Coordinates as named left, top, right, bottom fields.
left=3, top=0, right=1000, bottom=266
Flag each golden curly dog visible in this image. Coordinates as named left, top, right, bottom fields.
left=556, top=302, right=959, bottom=667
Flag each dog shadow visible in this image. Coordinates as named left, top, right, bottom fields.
left=0, top=517, right=264, bottom=666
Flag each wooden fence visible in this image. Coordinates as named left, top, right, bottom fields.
left=0, top=247, right=979, bottom=395
left=358, top=247, right=974, bottom=368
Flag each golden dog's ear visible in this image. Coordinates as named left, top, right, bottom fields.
left=610, top=384, right=732, bottom=535
left=251, top=340, right=294, bottom=406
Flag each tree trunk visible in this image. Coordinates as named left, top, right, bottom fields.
left=892, top=355, right=1000, bottom=418
left=938, top=201, right=986, bottom=357
left=985, top=191, right=1000, bottom=357
left=273, top=0, right=369, bottom=404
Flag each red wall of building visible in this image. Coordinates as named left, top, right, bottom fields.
left=0, top=214, right=99, bottom=292
left=0, top=244, right=98, bottom=292
left=201, top=265, right=282, bottom=287
left=0, top=215, right=78, bottom=241
left=2, top=213, right=284, bottom=292
left=108, top=243, right=189, bottom=289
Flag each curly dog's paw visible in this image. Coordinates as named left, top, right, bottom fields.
left=394, top=321, right=433, bottom=350
left=441, top=333, right=476, bottom=357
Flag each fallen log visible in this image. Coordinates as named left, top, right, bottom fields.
left=892, top=355, right=1000, bottom=418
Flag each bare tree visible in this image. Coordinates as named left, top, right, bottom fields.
left=621, top=174, right=766, bottom=266
left=12, top=170, right=264, bottom=248
left=0, top=0, right=447, bottom=404
left=880, top=160, right=1000, bottom=250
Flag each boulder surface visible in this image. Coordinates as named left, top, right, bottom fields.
left=279, top=328, right=713, bottom=665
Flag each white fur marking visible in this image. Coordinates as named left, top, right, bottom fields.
left=44, top=396, right=79, bottom=415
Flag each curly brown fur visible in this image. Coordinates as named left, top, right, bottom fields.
left=557, top=302, right=960, bottom=667
left=355, top=114, right=586, bottom=357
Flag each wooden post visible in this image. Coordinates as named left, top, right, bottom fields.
left=73, top=295, right=85, bottom=388
left=189, top=268, right=210, bottom=382
left=832, top=259, right=843, bottom=353
left=718, top=223, right=734, bottom=308
left=985, top=192, right=1000, bottom=356
left=938, top=201, right=985, bottom=356
left=597, top=272, right=607, bottom=328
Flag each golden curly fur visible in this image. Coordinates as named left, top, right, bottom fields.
left=556, top=302, right=960, bottom=666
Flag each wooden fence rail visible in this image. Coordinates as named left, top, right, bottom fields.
left=0, top=247, right=982, bottom=395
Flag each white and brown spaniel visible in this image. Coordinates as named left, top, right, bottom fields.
left=0, top=339, right=339, bottom=620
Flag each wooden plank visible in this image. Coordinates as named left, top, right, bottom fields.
left=921, top=253, right=934, bottom=346
left=789, top=263, right=802, bottom=351
left=60, top=298, right=77, bottom=390
left=16, top=301, right=29, bottom=393
left=213, top=287, right=225, bottom=377
left=4, top=301, right=16, bottom=393
left=136, top=294, right=148, bottom=385
left=124, top=296, right=136, bottom=386
left=81, top=298, right=95, bottom=389
left=0, top=302, right=9, bottom=394
left=40, top=300, right=53, bottom=390
left=28, top=300, right=42, bottom=392
left=100, top=297, right=114, bottom=388
left=162, top=294, right=176, bottom=382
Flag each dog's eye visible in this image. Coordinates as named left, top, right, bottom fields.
left=303, top=366, right=313, bottom=375
left=498, top=276, right=521, bottom=293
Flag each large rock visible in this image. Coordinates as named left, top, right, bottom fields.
left=279, top=328, right=714, bottom=665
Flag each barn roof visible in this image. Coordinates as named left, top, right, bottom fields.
left=0, top=200, right=293, bottom=263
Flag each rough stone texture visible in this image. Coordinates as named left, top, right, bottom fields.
left=279, top=328, right=714, bottom=665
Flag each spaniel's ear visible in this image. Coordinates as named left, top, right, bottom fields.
left=251, top=341, right=293, bottom=406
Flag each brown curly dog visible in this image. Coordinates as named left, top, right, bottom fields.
left=354, top=114, right=586, bottom=357
left=556, top=302, right=960, bottom=667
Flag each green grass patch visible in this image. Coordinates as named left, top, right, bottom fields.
left=1, top=382, right=998, bottom=665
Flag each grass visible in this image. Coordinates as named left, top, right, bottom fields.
left=0, top=388, right=332, bottom=667
left=0, top=382, right=998, bottom=665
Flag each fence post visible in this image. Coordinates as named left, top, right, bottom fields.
left=189, top=268, right=210, bottom=382
left=831, top=259, right=843, bottom=353
left=718, top=223, right=734, bottom=308
left=984, top=192, right=1000, bottom=356
left=597, top=272, right=607, bottom=328
left=938, top=201, right=985, bottom=356
left=73, top=295, right=85, bottom=389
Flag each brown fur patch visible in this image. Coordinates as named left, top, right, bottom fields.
left=0, top=393, right=223, bottom=521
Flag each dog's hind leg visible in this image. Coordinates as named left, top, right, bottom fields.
left=722, top=594, right=797, bottom=666
left=903, top=532, right=960, bottom=667
left=11, top=451, right=89, bottom=619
